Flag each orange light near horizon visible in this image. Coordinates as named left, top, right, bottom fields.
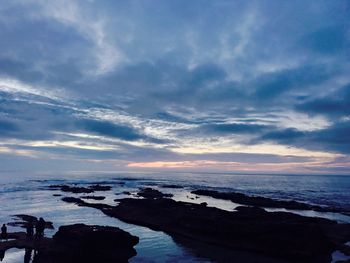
left=127, top=160, right=226, bottom=169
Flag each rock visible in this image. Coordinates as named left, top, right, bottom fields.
left=63, top=196, right=350, bottom=263
left=10, top=215, right=54, bottom=229
left=0, top=224, right=139, bottom=263
left=113, top=198, right=342, bottom=262
left=235, top=205, right=267, bottom=214
left=89, top=184, right=112, bottom=191
left=62, top=197, right=84, bottom=204
left=81, top=195, right=106, bottom=200
left=49, top=184, right=112, bottom=194
left=62, top=197, right=111, bottom=210
left=137, top=188, right=173, bottom=199
left=49, top=185, right=94, bottom=194
left=48, top=224, right=139, bottom=263
left=14, top=214, right=37, bottom=222
left=192, top=189, right=347, bottom=214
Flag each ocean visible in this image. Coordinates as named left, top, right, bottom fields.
left=0, top=171, right=350, bottom=262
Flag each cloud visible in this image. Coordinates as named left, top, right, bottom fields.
left=258, top=120, right=350, bottom=154
left=77, top=119, right=143, bottom=141
left=259, top=128, right=304, bottom=143
left=0, top=120, right=19, bottom=135
left=252, top=64, right=336, bottom=100
left=0, top=0, right=349, bottom=173
left=203, top=123, right=271, bottom=134
left=300, top=26, right=348, bottom=55
left=295, top=84, right=350, bottom=117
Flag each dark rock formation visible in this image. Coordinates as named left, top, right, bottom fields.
left=62, top=194, right=350, bottom=263
left=49, top=184, right=111, bottom=194
left=89, top=184, right=112, bottom=191
left=62, top=197, right=111, bottom=210
left=0, top=224, right=139, bottom=263
left=9, top=215, right=54, bottom=230
left=40, top=224, right=138, bottom=263
left=137, top=187, right=173, bottom=199
left=192, top=189, right=347, bottom=214
left=49, top=185, right=94, bottom=194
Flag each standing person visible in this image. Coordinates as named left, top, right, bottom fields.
left=26, top=221, right=34, bottom=239
left=35, top=218, right=45, bottom=238
left=1, top=224, right=7, bottom=240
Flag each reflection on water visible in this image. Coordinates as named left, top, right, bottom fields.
left=0, top=180, right=210, bottom=262
left=1, top=172, right=350, bottom=262
left=1, top=248, right=38, bottom=263
left=1, top=248, right=25, bottom=263
left=332, top=250, right=350, bottom=263
left=265, top=207, right=350, bottom=224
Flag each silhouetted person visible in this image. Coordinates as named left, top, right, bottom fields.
left=1, top=224, right=7, bottom=240
left=26, top=221, right=34, bottom=239
left=35, top=218, right=45, bottom=238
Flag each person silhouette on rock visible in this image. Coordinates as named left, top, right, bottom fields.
left=1, top=224, right=7, bottom=240
left=35, top=218, right=45, bottom=238
left=26, top=221, right=34, bottom=239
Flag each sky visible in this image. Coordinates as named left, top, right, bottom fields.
left=0, top=0, right=349, bottom=175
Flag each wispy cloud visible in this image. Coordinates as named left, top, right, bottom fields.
left=0, top=0, right=349, bottom=174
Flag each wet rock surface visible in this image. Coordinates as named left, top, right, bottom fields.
left=38, top=224, right=138, bottom=263
left=137, top=187, right=173, bottom=199
left=49, top=184, right=112, bottom=194
left=89, top=184, right=112, bottom=191
left=0, top=223, right=139, bottom=263
left=8, top=214, right=54, bottom=230
left=192, top=189, right=348, bottom=214
left=62, top=188, right=350, bottom=263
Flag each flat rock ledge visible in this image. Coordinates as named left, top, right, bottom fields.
left=48, top=184, right=112, bottom=194
left=0, top=223, right=139, bottom=263
left=137, top=187, right=173, bottom=199
left=192, top=189, right=350, bottom=214
left=63, top=188, right=350, bottom=263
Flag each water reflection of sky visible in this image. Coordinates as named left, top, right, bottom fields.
left=0, top=180, right=210, bottom=263
left=1, top=175, right=350, bottom=262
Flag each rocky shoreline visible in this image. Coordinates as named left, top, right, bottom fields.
left=0, top=217, right=138, bottom=263
left=2, top=184, right=350, bottom=262
left=62, top=187, right=350, bottom=263
left=192, top=189, right=350, bottom=215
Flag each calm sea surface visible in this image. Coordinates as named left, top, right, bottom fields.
left=0, top=171, right=350, bottom=262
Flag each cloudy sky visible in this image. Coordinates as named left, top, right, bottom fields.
left=0, top=0, right=349, bottom=174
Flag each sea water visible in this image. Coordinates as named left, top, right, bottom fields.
left=0, top=171, right=350, bottom=262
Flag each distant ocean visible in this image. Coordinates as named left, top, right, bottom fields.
left=1, top=171, right=350, bottom=262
